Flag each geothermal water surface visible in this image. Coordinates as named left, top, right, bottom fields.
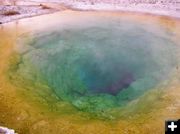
left=17, top=16, right=179, bottom=112
left=0, top=11, right=180, bottom=134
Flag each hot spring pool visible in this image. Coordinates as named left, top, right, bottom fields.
left=0, top=11, right=180, bottom=134
left=13, top=12, right=180, bottom=114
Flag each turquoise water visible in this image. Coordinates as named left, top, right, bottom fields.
left=16, top=17, right=179, bottom=113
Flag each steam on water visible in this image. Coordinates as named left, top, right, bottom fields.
left=17, top=16, right=179, bottom=112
